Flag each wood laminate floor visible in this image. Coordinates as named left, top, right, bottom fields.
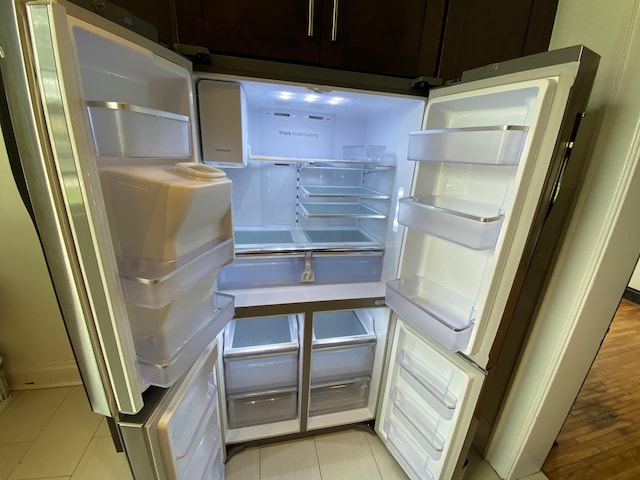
left=542, top=299, right=640, bottom=479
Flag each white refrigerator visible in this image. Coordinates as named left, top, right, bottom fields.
left=0, top=1, right=598, bottom=479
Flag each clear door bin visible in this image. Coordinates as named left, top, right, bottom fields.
left=407, top=126, right=528, bottom=165
left=309, top=377, right=370, bottom=416
left=383, top=418, right=435, bottom=480
left=120, top=238, right=234, bottom=308
left=140, top=303, right=232, bottom=387
left=100, top=163, right=233, bottom=277
left=398, top=195, right=504, bottom=250
left=311, top=310, right=376, bottom=383
left=86, top=101, right=192, bottom=158
left=130, top=292, right=234, bottom=366
left=223, top=315, right=299, bottom=394
left=386, top=276, right=475, bottom=352
left=227, top=388, right=298, bottom=429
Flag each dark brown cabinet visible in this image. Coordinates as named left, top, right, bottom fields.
left=173, top=0, right=447, bottom=78
left=438, top=0, right=559, bottom=80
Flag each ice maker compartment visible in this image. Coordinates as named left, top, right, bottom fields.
left=386, top=276, right=475, bottom=352
left=407, top=126, right=528, bottom=165
left=100, top=164, right=233, bottom=277
left=223, top=315, right=299, bottom=394
left=398, top=195, right=504, bottom=250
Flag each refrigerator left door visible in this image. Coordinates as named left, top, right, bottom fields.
left=0, top=0, right=195, bottom=415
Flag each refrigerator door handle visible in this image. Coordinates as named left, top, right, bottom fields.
left=307, top=0, right=315, bottom=36
left=330, top=0, right=339, bottom=41
left=547, top=112, right=585, bottom=216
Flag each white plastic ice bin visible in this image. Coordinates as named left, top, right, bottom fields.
left=100, top=163, right=233, bottom=278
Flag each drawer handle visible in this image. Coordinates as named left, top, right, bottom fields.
left=331, top=0, right=339, bottom=41
left=307, top=0, right=315, bottom=36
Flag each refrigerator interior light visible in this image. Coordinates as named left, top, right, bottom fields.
left=266, top=89, right=355, bottom=106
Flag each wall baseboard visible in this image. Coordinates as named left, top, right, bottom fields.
left=6, top=361, right=82, bottom=390
left=623, top=287, right=640, bottom=305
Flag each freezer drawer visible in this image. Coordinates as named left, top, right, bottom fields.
left=311, top=310, right=377, bottom=383
left=227, top=388, right=298, bottom=429
left=223, top=315, right=299, bottom=394
left=309, top=377, right=370, bottom=416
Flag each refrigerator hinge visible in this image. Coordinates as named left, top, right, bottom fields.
left=410, top=76, right=443, bottom=95
left=173, top=43, right=213, bottom=65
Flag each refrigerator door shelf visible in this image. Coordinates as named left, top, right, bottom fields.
left=407, top=125, right=528, bottom=165
left=386, top=276, right=475, bottom=352
left=398, top=195, right=504, bottom=251
left=218, top=250, right=383, bottom=289
left=383, top=418, right=435, bottom=480
left=131, top=292, right=234, bottom=366
left=227, top=387, right=298, bottom=429
left=390, top=385, right=445, bottom=459
left=120, top=238, right=234, bottom=308
left=309, top=376, right=370, bottom=416
left=86, top=101, right=191, bottom=158
left=139, top=302, right=233, bottom=387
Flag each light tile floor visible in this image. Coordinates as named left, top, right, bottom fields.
left=0, top=387, right=547, bottom=480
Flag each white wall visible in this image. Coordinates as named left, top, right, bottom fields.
left=484, top=0, right=640, bottom=478
left=0, top=126, right=80, bottom=388
left=629, top=261, right=640, bottom=290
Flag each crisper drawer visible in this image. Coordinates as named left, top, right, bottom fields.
left=217, top=251, right=382, bottom=290
left=223, top=315, right=299, bottom=394
left=309, top=377, right=370, bottom=417
left=227, top=388, right=298, bottom=429
left=311, top=310, right=376, bottom=383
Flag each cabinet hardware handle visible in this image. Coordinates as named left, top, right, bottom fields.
left=331, top=0, right=339, bottom=41
left=308, top=0, right=315, bottom=36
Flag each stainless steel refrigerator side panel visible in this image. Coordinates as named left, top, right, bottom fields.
left=0, top=0, right=145, bottom=415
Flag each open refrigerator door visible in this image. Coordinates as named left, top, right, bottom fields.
left=377, top=49, right=598, bottom=479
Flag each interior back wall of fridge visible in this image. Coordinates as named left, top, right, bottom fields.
left=197, top=75, right=427, bottom=303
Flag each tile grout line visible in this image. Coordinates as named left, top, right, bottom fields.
left=312, top=436, right=323, bottom=479
left=6, top=387, right=75, bottom=480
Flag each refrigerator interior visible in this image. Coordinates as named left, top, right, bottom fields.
left=64, top=15, right=235, bottom=390
left=198, top=76, right=426, bottom=305
left=389, top=78, right=558, bottom=364
left=219, top=307, right=390, bottom=444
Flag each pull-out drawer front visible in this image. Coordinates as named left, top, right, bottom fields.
left=227, top=388, right=298, bottom=429
left=309, top=377, right=370, bottom=417
left=224, top=352, right=299, bottom=394
left=311, top=310, right=377, bottom=383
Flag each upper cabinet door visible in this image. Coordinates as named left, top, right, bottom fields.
left=318, top=0, right=447, bottom=77
left=438, top=0, right=558, bottom=80
left=173, top=0, right=322, bottom=64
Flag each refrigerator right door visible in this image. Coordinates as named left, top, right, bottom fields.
left=379, top=47, right=598, bottom=479
left=387, top=47, right=599, bottom=369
